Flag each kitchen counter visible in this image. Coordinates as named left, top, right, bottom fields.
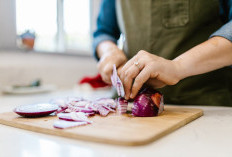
left=0, top=90, right=231, bottom=157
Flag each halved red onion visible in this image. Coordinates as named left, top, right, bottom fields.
left=14, top=103, right=58, bottom=117
left=132, top=88, right=164, bottom=117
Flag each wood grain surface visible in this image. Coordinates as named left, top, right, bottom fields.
left=0, top=106, right=203, bottom=146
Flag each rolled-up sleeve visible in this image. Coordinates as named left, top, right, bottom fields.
left=93, top=0, right=121, bottom=60
left=210, top=21, right=232, bottom=42
left=210, top=0, right=232, bottom=42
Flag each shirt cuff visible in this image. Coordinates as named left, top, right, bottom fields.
left=93, top=34, right=118, bottom=61
left=210, top=21, right=232, bottom=42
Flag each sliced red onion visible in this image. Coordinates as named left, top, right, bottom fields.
left=55, top=107, right=67, bottom=114
left=87, top=103, right=98, bottom=112
left=70, top=100, right=91, bottom=107
left=60, top=104, right=69, bottom=109
left=111, top=65, right=117, bottom=87
left=65, top=97, right=85, bottom=106
left=49, top=88, right=164, bottom=129
left=111, top=76, right=116, bottom=88
left=111, top=64, right=125, bottom=97
left=57, top=112, right=92, bottom=124
left=64, top=108, right=72, bottom=113
left=94, top=98, right=117, bottom=109
left=97, top=105, right=110, bottom=116
left=102, top=105, right=116, bottom=112
left=14, top=103, right=58, bottom=117
left=85, top=112, right=95, bottom=117
left=117, top=97, right=128, bottom=114
left=66, top=105, right=94, bottom=113
left=51, top=96, right=123, bottom=120
left=53, top=120, right=88, bottom=129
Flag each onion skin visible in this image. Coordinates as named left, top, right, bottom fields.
left=132, top=88, right=164, bottom=117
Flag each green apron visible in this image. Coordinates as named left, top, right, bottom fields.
left=116, top=0, right=232, bottom=106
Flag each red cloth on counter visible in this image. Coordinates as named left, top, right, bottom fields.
left=79, top=74, right=110, bottom=89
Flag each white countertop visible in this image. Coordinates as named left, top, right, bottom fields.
left=0, top=90, right=231, bottom=157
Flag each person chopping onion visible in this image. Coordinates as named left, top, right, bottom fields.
left=93, top=0, right=232, bottom=106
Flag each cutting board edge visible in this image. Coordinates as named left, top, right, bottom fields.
left=0, top=109, right=203, bottom=146
left=141, top=109, right=204, bottom=145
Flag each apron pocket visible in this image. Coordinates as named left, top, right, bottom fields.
left=162, top=0, right=189, bottom=28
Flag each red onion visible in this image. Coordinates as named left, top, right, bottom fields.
left=132, top=88, right=164, bottom=117
left=117, top=97, right=128, bottom=114
left=57, top=112, right=92, bottom=124
left=111, top=64, right=125, bottom=97
left=97, top=105, right=111, bottom=116
left=52, top=97, right=118, bottom=118
left=14, top=103, right=58, bottom=117
left=53, top=120, right=88, bottom=129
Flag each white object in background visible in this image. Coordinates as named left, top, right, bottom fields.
left=74, top=84, right=114, bottom=100
left=2, top=85, right=56, bottom=95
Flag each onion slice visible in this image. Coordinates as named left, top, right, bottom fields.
left=111, top=64, right=125, bottom=97
left=14, top=103, right=58, bottom=117
left=117, top=97, right=128, bottom=114
left=57, top=112, right=92, bottom=124
left=97, top=106, right=111, bottom=116
left=53, top=120, right=88, bottom=129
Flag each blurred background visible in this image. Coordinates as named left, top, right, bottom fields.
left=0, top=0, right=102, bottom=92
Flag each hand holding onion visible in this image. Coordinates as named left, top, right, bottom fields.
left=119, top=50, right=181, bottom=100
left=111, top=64, right=164, bottom=117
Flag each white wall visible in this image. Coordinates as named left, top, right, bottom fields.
left=0, top=51, right=98, bottom=89
left=0, top=0, right=17, bottom=50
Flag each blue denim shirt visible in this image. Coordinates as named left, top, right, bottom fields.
left=93, top=0, right=232, bottom=60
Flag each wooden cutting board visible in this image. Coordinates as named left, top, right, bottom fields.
left=0, top=106, right=203, bottom=146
